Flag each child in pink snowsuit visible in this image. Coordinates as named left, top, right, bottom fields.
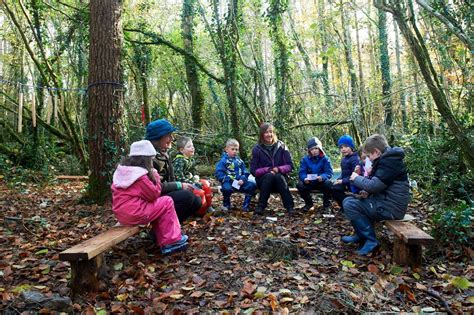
left=111, top=140, right=188, bottom=255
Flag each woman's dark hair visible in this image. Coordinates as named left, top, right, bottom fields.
left=258, top=122, right=277, bottom=144
left=120, top=155, right=156, bottom=184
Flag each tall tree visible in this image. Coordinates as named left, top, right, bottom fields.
left=374, top=0, right=474, bottom=169
left=267, top=0, right=291, bottom=131
left=393, top=19, right=408, bottom=131
left=377, top=7, right=393, bottom=128
left=340, top=1, right=360, bottom=132
left=182, top=0, right=204, bottom=132
left=87, top=0, right=125, bottom=204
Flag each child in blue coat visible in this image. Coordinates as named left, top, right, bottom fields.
left=332, top=135, right=361, bottom=210
left=296, top=137, right=334, bottom=211
left=215, top=139, right=257, bottom=211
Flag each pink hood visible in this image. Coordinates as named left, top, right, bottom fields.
left=113, top=165, right=149, bottom=188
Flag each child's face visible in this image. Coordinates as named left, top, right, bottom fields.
left=180, top=140, right=195, bottom=158
left=225, top=145, right=239, bottom=158
left=309, top=147, right=320, bottom=157
left=339, top=144, right=353, bottom=156
left=367, top=149, right=381, bottom=161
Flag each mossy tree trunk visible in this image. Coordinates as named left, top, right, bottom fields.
left=87, top=0, right=125, bottom=204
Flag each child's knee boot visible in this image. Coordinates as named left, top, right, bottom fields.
left=242, top=194, right=253, bottom=211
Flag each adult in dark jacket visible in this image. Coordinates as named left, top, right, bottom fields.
left=250, top=123, right=294, bottom=215
left=342, top=134, right=410, bottom=256
left=145, top=119, right=201, bottom=222
left=297, top=137, right=333, bottom=211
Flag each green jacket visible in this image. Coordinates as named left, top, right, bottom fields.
left=172, top=154, right=197, bottom=184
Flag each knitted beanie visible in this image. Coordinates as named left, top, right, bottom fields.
left=129, top=140, right=157, bottom=156
left=145, top=119, right=177, bottom=141
left=337, top=135, right=355, bottom=150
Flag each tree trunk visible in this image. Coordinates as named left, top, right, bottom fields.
left=340, top=1, right=359, bottom=129
left=87, top=0, right=125, bottom=204
left=268, top=0, right=291, bottom=132
left=318, top=0, right=332, bottom=110
left=378, top=8, right=393, bottom=129
left=393, top=19, right=408, bottom=131
left=182, top=0, right=205, bottom=133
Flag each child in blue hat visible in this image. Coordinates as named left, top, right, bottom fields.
left=332, top=135, right=361, bottom=211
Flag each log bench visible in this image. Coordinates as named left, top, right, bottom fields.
left=382, top=216, right=434, bottom=267
left=59, top=225, right=141, bottom=296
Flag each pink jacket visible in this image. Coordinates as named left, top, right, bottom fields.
left=111, top=165, right=165, bottom=224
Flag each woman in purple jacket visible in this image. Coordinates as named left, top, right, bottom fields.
left=250, top=123, right=294, bottom=215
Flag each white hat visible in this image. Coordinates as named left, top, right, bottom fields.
left=129, top=140, right=157, bottom=156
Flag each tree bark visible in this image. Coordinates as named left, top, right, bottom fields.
left=87, top=0, right=125, bottom=204
left=182, top=0, right=205, bottom=132
left=377, top=7, right=393, bottom=129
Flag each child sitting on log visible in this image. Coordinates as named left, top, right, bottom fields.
left=215, top=139, right=257, bottom=211
left=172, top=136, right=214, bottom=215
left=342, top=134, right=410, bottom=256
left=111, top=140, right=188, bottom=255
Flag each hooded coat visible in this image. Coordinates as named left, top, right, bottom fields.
left=111, top=165, right=181, bottom=247
left=298, top=150, right=333, bottom=182
left=352, top=147, right=410, bottom=219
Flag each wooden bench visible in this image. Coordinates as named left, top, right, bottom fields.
left=383, top=216, right=434, bottom=267
left=59, top=225, right=141, bottom=296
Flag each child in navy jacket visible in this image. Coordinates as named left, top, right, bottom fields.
left=296, top=137, right=334, bottom=211
left=215, top=139, right=257, bottom=211
left=332, top=135, right=361, bottom=210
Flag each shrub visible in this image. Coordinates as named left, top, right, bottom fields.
left=431, top=200, right=473, bottom=249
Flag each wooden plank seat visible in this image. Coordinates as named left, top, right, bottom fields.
left=211, top=186, right=321, bottom=195
left=59, top=225, right=141, bottom=296
left=382, top=216, right=434, bottom=267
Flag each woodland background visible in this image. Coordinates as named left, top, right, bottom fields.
left=0, top=0, right=472, bottom=313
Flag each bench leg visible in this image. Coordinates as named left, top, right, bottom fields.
left=70, top=254, right=107, bottom=296
left=392, top=239, right=422, bottom=267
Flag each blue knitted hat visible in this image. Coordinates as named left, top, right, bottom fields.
left=337, top=135, right=355, bottom=150
left=145, top=119, right=177, bottom=141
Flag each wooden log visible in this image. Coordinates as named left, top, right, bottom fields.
left=392, top=239, right=423, bottom=267
left=69, top=254, right=106, bottom=296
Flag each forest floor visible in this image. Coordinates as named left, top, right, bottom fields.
left=0, top=179, right=472, bottom=314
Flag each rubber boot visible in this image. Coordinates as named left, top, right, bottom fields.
left=301, top=194, right=313, bottom=212
left=352, top=217, right=380, bottom=256
left=341, top=233, right=362, bottom=244
left=222, top=191, right=232, bottom=210
left=242, top=194, right=252, bottom=212
left=161, top=235, right=189, bottom=255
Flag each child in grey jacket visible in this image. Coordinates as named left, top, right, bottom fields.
left=342, top=134, right=410, bottom=256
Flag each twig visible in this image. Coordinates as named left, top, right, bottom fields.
left=416, top=287, right=454, bottom=315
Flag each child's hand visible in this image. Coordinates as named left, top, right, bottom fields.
left=335, top=179, right=342, bottom=185
left=237, top=180, right=244, bottom=185
left=304, top=179, right=310, bottom=184
left=182, top=183, right=194, bottom=191
left=359, top=190, right=369, bottom=198
left=349, top=172, right=359, bottom=181
left=354, top=165, right=361, bottom=175
left=316, top=176, right=323, bottom=182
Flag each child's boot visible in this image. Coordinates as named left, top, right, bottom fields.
left=161, top=234, right=189, bottom=255
left=301, top=195, right=313, bottom=212
left=222, top=191, right=232, bottom=211
left=352, top=217, right=380, bottom=256
left=242, top=194, right=253, bottom=212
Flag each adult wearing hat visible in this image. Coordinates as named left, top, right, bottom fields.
left=145, top=119, right=201, bottom=222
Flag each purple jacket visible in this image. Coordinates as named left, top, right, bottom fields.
left=250, top=141, right=293, bottom=177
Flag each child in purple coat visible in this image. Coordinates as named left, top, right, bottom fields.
left=250, top=123, right=294, bottom=215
